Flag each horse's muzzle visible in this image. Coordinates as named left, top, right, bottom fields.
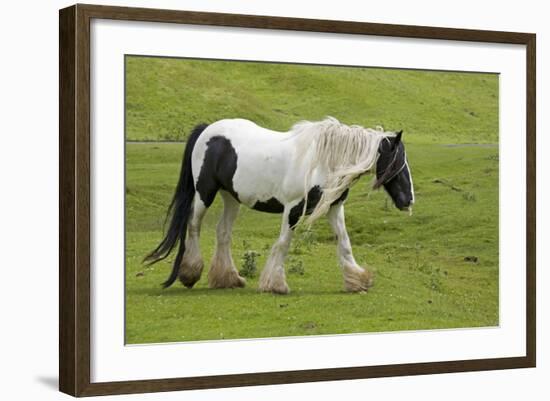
left=399, top=206, right=413, bottom=216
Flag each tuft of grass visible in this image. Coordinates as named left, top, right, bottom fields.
left=239, top=250, right=260, bottom=279
left=288, top=259, right=305, bottom=276
left=462, top=191, right=477, bottom=202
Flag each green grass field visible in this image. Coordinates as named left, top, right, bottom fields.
left=125, top=56, right=499, bottom=344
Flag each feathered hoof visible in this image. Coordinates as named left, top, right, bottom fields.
left=344, top=266, right=374, bottom=292
left=259, top=284, right=290, bottom=295
left=178, top=260, right=204, bottom=289
left=258, top=278, right=290, bottom=295
left=208, top=268, right=246, bottom=289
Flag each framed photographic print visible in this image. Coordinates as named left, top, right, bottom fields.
left=59, top=4, right=536, bottom=397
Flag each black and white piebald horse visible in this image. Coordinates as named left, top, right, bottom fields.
left=145, top=117, right=414, bottom=294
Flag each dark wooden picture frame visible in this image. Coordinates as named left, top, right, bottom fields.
left=59, top=3, right=536, bottom=397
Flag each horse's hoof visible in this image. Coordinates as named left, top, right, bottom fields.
left=259, top=282, right=290, bottom=295
left=271, top=285, right=290, bottom=295
left=344, top=267, right=374, bottom=292
left=179, top=271, right=201, bottom=288
left=232, top=275, right=247, bottom=288
left=180, top=279, right=197, bottom=289
left=208, top=270, right=246, bottom=289
left=178, top=260, right=204, bottom=288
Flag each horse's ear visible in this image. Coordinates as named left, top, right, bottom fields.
left=391, top=130, right=403, bottom=150
left=395, top=130, right=403, bottom=143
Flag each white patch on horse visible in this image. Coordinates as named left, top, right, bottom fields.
left=208, top=191, right=245, bottom=288
left=258, top=206, right=295, bottom=294
left=327, top=202, right=373, bottom=292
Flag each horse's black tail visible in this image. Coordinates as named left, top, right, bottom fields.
left=143, top=123, right=209, bottom=288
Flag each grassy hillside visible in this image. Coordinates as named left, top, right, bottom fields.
left=125, top=56, right=498, bottom=144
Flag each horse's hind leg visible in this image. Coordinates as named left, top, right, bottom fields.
left=208, top=191, right=246, bottom=288
left=327, top=202, right=373, bottom=292
left=259, top=207, right=293, bottom=294
left=179, top=196, right=207, bottom=288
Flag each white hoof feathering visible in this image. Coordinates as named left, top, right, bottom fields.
left=178, top=257, right=204, bottom=288
left=343, top=265, right=374, bottom=292
left=258, top=267, right=290, bottom=294
left=208, top=254, right=246, bottom=289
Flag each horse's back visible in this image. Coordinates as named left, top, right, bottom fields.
left=205, top=118, right=289, bottom=142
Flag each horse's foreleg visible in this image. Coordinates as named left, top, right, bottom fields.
left=259, top=208, right=293, bottom=294
left=208, top=191, right=246, bottom=289
left=327, top=203, right=373, bottom=292
left=179, top=196, right=207, bottom=288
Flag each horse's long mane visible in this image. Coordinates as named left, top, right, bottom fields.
left=290, top=117, right=389, bottom=225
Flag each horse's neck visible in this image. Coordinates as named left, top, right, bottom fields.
left=282, top=133, right=327, bottom=192
left=288, top=124, right=383, bottom=196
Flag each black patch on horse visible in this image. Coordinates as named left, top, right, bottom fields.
left=196, top=136, right=240, bottom=206
left=253, top=197, right=285, bottom=213
left=333, top=188, right=349, bottom=205
left=288, top=187, right=349, bottom=229
left=288, top=186, right=322, bottom=228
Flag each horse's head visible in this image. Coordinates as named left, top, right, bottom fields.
left=374, top=131, right=415, bottom=212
